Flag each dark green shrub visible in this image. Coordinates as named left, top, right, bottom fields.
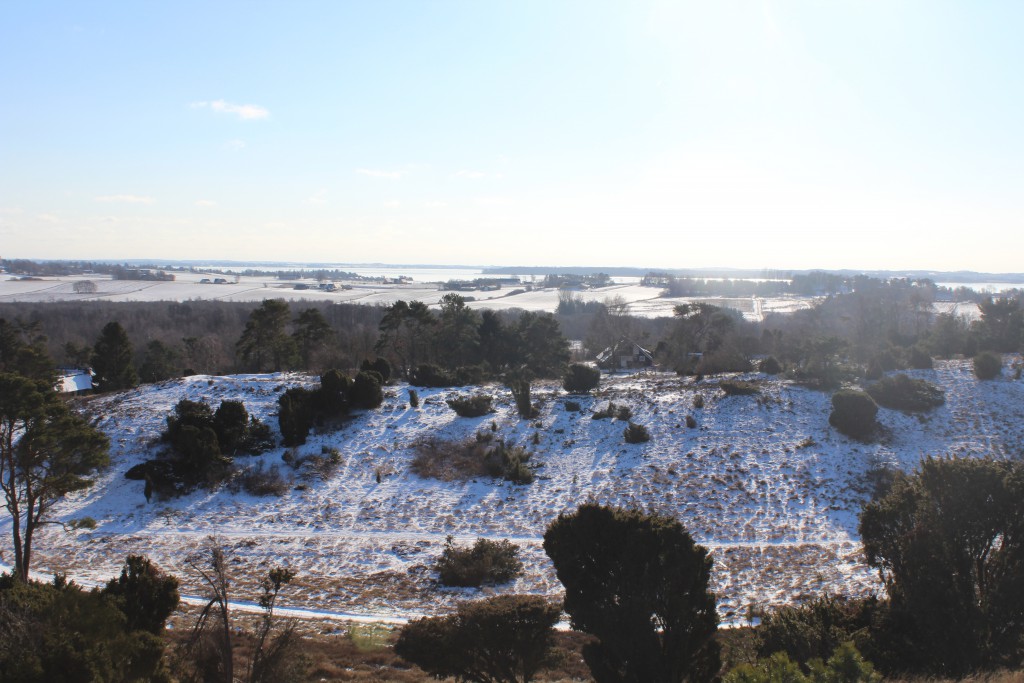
left=563, top=363, right=600, bottom=393
left=508, top=378, right=539, bottom=419
left=351, top=370, right=384, bottom=409
left=695, top=349, right=751, bottom=375
left=447, top=394, right=494, bottom=417
left=278, top=387, right=314, bottom=446
left=408, top=388, right=419, bottom=408
left=720, top=380, right=760, bottom=396
left=436, top=536, right=523, bottom=587
left=360, top=356, right=392, bottom=382
left=624, top=422, right=651, bottom=443
left=564, top=400, right=581, bottom=412
left=593, top=402, right=631, bottom=420
left=756, top=594, right=878, bottom=668
left=454, top=364, right=488, bottom=386
left=213, top=400, right=248, bottom=454
left=760, top=356, right=782, bottom=375
left=242, top=417, right=275, bottom=454
left=483, top=441, right=534, bottom=484
left=395, top=595, right=559, bottom=683
left=315, top=368, right=352, bottom=416
left=829, top=390, right=878, bottom=440
left=908, top=345, right=933, bottom=370
left=693, top=393, right=705, bottom=409
left=102, top=555, right=181, bottom=635
left=410, top=363, right=456, bottom=388
left=686, top=415, right=697, bottom=429
left=974, top=351, right=1002, bottom=380
left=866, top=374, right=944, bottom=412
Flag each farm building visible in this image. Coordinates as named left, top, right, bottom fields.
left=596, top=339, right=655, bottom=371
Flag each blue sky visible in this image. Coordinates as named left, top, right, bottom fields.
left=2, top=1, right=1022, bottom=271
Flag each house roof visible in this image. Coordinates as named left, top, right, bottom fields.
left=57, top=371, right=93, bottom=393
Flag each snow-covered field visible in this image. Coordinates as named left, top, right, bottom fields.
left=2, top=360, right=1020, bottom=625
left=0, top=273, right=817, bottom=321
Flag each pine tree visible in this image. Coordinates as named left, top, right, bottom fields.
left=92, top=321, right=139, bottom=392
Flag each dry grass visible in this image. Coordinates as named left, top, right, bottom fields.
left=409, top=436, right=490, bottom=481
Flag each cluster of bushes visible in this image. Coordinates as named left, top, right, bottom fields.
left=866, top=373, right=944, bottom=411
left=127, top=398, right=274, bottom=496
left=410, top=436, right=534, bottom=485
left=720, top=379, right=760, bottom=396
left=446, top=394, right=494, bottom=417
left=0, top=556, right=180, bottom=681
left=592, top=401, right=632, bottom=420
left=435, top=536, right=523, bottom=587
left=409, top=363, right=488, bottom=388
left=278, top=368, right=384, bottom=446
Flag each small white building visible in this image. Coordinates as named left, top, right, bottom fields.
left=56, top=368, right=93, bottom=394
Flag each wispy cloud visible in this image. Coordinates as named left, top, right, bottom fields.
left=423, top=201, right=448, bottom=208
left=95, top=194, right=154, bottom=204
left=306, top=190, right=328, bottom=206
left=195, top=199, right=218, bottom=207
left=191, top=99, right=270, bottom=120
left=454, top=170, right=486, bottom=179
left=36, top=213, right=60, bottom=223
left=356, top=168, right=405, bottom=180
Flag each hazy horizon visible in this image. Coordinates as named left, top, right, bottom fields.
left=3, top=2, right=1023, bottom=271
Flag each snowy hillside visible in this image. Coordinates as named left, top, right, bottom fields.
left=2, top=359, right=1021, bottom=625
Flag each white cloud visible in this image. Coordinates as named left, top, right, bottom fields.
left=306, top=190, right=328, bottom=206
left=383, top=200, right=401, bottom=208
left=195, top=199, right=218, bottom=207
left=95, top=194, right=154, bottom=204
left=191, top=99, right=270, bottom=120
left=36, top=213, right=60, bottom=223
left=423, top=201, right=448, bottom=208
left=356, top=168, right=404, bottom=180
left=224, top=139, right=246, bottom=151
left=454, top=170, right=486, bottom=179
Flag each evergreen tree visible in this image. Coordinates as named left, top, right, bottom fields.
left=292, top=307, right=334, bottom=370
left=138, top=339, right=179, bottom=383
left=543, top=504, right=719, bottom=683
left=92, top=321, right=138, bottom=391
left=0, top=374, right=110, bottom=581
left=236, top=299, right=298, bottom=372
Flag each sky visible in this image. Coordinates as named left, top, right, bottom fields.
left=2, top=1, right=1022, bottom=272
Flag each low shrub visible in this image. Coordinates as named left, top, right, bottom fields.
left=564, top=400, right=581, bottom=412
left=693, top=393, right=705, bottom=409
left=866, top=374, right=944, bottom=412
left=829, top=389, right=878, bottom=440
left=756, top=594, right=879, bottom=669
left=359, top=356, right=392, bottom=382
left=508, top=378, right=539, bottom=419
left=410, top=363, right=456, bottom=388
left=760, top=356, right=782, bottom=375
left=686, top=414, right=697, bottom=429
left=974, top=351, right=1002, bottom=380
left=563, top=363, right=600, bottom=393
left=483, top=441, right=534, bottom=484
left=720, top=380, right=760, bottom=396
left=278, top=387, right=314, bottom=446
left=593, top=402, right=632, bottom=420
left=408, top=388, right=420, bottom=408
left=695, top=350, right=751, bottom=375
left=237, top=462, right=290, bottom=497
left=447, top=394, right=494, bottom=418
left=623, top=422, right=651, bottom=443
left=436, top=536, right=523, bottom=587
